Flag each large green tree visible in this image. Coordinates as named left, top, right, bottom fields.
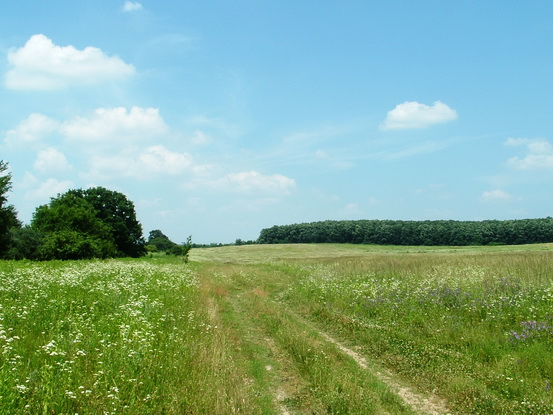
left=74, top=187, right=146, bottom=257
left=31, top=187, right=146, bottom=259
left=0, top=161, right=21, bottom=257
left=32, top=191, right=117, bottom=259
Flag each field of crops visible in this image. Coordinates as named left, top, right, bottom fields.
left=1, top=244, right=552, bottom=414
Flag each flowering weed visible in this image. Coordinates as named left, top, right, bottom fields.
left=0, top=259, right=206, bottom=414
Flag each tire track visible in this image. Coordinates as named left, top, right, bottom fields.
left=314, top=325, right=452, bottom=415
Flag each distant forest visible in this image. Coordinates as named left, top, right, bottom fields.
left=257, top=218, right=553, bottom=246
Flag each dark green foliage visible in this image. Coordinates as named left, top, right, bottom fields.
left=148, top=229, right=177, bottom=251
left=0, top=161, right=21, bottom=257
left=5, top=226, right=44, bottom=260
left=257, top=218, right=553, bottom=246
left=38, top=230, right=117, bottom=260
left=147, top=231, right=191, bottom=260
left=29, top=187, right=145, bottom=260
left=168, top=236, right=192, bottom=262
left=169, top=245, right=186, bottom=256
left=78, top=187, right=145, bottom=257
left=148, top=229, right=166, bottom=240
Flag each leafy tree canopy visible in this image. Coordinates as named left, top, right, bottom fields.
left=30, top=187, right=145, bottom=259
left=75, top=187, right=146, bottom=257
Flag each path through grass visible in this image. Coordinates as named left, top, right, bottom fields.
left=1, top=244, right=552, bottom=413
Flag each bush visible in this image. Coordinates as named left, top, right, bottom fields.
left=38, top=230, right=117, bottom=260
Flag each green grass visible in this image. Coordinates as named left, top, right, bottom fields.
left=0, top=259, right=258, bottom=414
left=1, top=244, right=553, bottom=413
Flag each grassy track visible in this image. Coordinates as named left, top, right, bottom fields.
left=1, top=243, right=552, bottom=413
left=195, top=263, right=416, bottom=414
left=191, top=244, right=553, bottom=414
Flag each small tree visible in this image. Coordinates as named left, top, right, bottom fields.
left=182, top=235, right=192, bottom=262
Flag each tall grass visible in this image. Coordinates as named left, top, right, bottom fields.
left=0, top=259, right=257, bottom=414
left=208, top=264, right=414, bottom=414
left=3, top=245, right=553, bottom=413
left=281, top=251, right=553, bottom=413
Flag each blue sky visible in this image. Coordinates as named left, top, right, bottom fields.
left=2, top=1, right=553, bottom=244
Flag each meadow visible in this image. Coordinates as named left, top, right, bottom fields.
left=1, top=243, right=552, bottom=413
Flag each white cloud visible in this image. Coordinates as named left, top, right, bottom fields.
left=122, top=1, right=143, bottom=12
left=22, top=174, right=73, bottom=201
left=3, top=113, right=59, bottom=147
left=380, top=101, right=458, bottom=130
left=505, top=137, right=553, bottom=169
left=138, top=145, right=198, bottom=175
left=340, top=203, right=362, bottom=215
left=482, top=189, right=512, bottom=201
left=86, top=145, right=210, bottom=180
left=61, top=107, right=168, bottom=143
left=34, top=148, right=72, bottom=173
left=5, top=34, right=135, bottom=90
left=5, top=107, right=167, bottom=149
left=214, top=171, right=296, bottom=195
left=218, top=197, right=282, bottom=213
left=190, top=130, right=212, bottom=145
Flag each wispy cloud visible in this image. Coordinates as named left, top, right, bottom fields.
left=376, top=140, right=451, bottom=160
left=122, top=1, right=143, bottom=12
left=482, top=189, right=512, bottom=202
left=5, top=34, right=135, bottom=90
left=505, top=137, right=553, bottom=170
left=21, top=174, right=74, bottom=202
left=380, top=101, right=458, bottom=130
left=212, top=171, right=296, bottom=195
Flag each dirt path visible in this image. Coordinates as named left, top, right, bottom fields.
left=318, top=331, right=452, bottom=415
left=201, top=266, right=453, bottom=414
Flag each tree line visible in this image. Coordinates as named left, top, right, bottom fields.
left=257, top=218, right=553, bottom=246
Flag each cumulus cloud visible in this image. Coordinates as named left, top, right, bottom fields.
left=122, top=1, right=143, bottom=12
left=5, top=34, right=135, bottom=90
left=34, top=148, right=72, bottom=173
left=380, top=101, right=458, bottom=130
left=505, top=137, right=553, bottom=169
left=3, top=113, right=59, bottom=147
left=4, top=107, right=167, bottom=149
left=86, top=145, right=209, bottom=180
left=61, top=107, right=167, bottom=143
left=214, top=171, right=296, bottom=195
left=138, top=145, right=200, bottom=175
left=22, top=174, right=73, bottom=201
left=482, top=189, right=512, bottom=202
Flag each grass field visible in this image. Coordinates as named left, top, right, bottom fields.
left=1, top=244, right=553, bottom=414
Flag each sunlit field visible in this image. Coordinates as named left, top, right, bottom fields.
left=0, top=260, right=244, bottom=414
left=1, top=244, right=553, bottom=413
